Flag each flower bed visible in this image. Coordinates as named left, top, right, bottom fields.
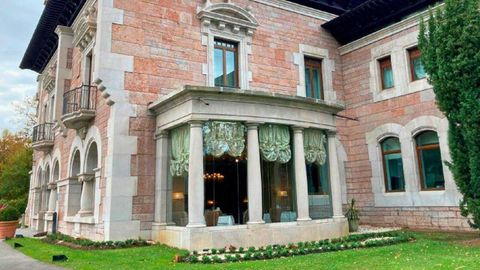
left=181, top=231, right=414, bottom=264
left=43, top=233, right=151, bottom=250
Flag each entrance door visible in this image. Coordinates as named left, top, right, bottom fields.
left=204, top=155, right=247, bottom=226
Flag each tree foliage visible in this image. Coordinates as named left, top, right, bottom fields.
left=419, top=0, right=480, bottom=229
left=0, top=131, right=32, bottom=214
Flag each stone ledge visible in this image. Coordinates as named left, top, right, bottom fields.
left=65, top=215, right=96, bottom=225
left=152, top=218, right=348, bottom=251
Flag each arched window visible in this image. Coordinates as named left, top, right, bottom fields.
left=381, top=137, right=405, bottom=192
left=416, top=131, right=445, bottom=190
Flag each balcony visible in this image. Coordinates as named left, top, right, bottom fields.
left=61, top=85, right=97, bottom=131
left=32, top=123, right=54, bottom=151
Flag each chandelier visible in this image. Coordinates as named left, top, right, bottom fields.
left=204, top=173, right=225, bottom=182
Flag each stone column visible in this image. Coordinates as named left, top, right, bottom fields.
left=154, top=130, right=169, bottom=225
left=292, top=127, right=311, bottom=222
left=32, top=188, right=41, bottom=215
left=77, top=173, right=95, bottom=217
left=53, top=26, right=74, bottom=124
left=187, top=121, right=206, bottom=228
left=246, top=123, right=264, bottom=224
left=327, top=131, right=344, bottom=218
left=47, top=183, right=57, bottom=214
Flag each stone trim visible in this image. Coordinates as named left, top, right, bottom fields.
left=199, top=2, right=255, bottom=89
left=339, top=3, right=444, bottom=55
left=149, top=85, right=344, bottom=131
left=72, top=0, right=97, bottom=52
left=368, top=31, right=432, bottom=102
left=365, top=116, right=460, bottom=207
left=294, top=44, right=337, bottom=103
left=94, top=0, right=140, bottom=241
left=253, top=0, right=337, bottom=21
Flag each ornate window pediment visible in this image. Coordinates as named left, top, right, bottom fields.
left=198, top=1, right=258, bottom=89
left=197, top=1, right=258, bottom=36
left=72, top=3, right=97, bottom=51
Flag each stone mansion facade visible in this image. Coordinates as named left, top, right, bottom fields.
left=21, top=0, right=469, bottom=250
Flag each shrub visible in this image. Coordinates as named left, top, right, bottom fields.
left=0, top=206, right=20, bottom=221
left=202, top=255, right=211, bottom=264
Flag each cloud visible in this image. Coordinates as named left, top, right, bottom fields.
left=0, top=0, right=44, bottom=132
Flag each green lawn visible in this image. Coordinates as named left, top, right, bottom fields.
left=6, top=231, right=480, bottom=270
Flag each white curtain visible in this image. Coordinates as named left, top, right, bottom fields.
left=259, top=124, right=291, bottom=164
left=203, top=121, right=246, bottom=158
left=170, top=125, right=190, bottom=177
left=304, top=129, right=327, bottom=166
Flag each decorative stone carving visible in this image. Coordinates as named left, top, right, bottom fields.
left=77, top=173, right=95, bottom=183
left=197, top=1, right=258, bottom=36
left=72, top=2, right=97, bottom=51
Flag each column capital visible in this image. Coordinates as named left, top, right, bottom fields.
left=155, top=129, right=169, bottom=140
left=246, top=122, right=261, bottom=129
left=326, top=130, right=337, bottom=137
left=291, top=126, right=305, bottom=133
left=47, top=182, right=57, bottom=190
left=188, top=120, right=204, bottom=128
left=55, top=25, right=73, bottom=36
left=77, top=173, right=95, bottom=183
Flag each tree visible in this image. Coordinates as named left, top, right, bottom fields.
left=0, top=131, right=32, bottom=213
left=419, top=0, right=480, bottom=229
left=0, top=130, right=29, bottom=173
left=0, top=147, right=33, bottom=213
left=11, top=96, right=38, bottom=138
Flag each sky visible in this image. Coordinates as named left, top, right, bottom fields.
left=0, top=1, right=44, bottom=132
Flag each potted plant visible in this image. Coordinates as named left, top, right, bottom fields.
left=0, top=205, right=21, bottom=239
left=345, top=199, right=359, bottom=232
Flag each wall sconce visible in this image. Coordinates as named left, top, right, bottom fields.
left=278, top=190, right=288, bottom=197
left=173, top=192, right=184, bottom=200
left=207, top=200, right=215, bottom=206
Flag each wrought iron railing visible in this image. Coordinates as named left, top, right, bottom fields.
left=63, top=85, right=97, bottom=115
left=32, top=123, right=54, bottom=143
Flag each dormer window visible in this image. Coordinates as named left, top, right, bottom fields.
left=214, top=39, right=238, bottom=88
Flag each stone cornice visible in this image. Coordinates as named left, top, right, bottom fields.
left=72, top=0, right=97, bottom=51
left=197, top=2, right=258, bottom=36
left=339, top=3, right=444, bottom=55
left=253, top=0, right=337, bottom=21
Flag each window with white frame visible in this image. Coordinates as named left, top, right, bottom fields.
left=198, top=2, right=258, bottom=89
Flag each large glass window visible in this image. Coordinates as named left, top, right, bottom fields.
left=260, top=124, right=296, bottom=223
left=214, top=39, right=238, bottom=88
left=304, top=57, right=324, bottom=99
left=202, top=121, right=247, bottom=226
left=304, top=129, right=332, bottom=219
left=169, top=125, right=190, bottom=226
left=416, top=131, right=445, bottom=190
left=381, top=137, right=405, bottom=192
left=379, top=56, right=394, bottom=89
left=408, top=47, right=426, bottom=81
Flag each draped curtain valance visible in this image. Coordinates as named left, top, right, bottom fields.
left=203, top=121, right=246, bottom=158
left=170, top=125, right=190, bottom=177
left=259, top=124, right=291, bottom=164
left=304, top=129, right=327, bottom=166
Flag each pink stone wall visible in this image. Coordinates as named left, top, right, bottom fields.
left=111, top=0, right=343, bottom=234
left=338, top=25, right=470, bottom=231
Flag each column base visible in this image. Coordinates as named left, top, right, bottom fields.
left=186, top=223, right=207, bottom=228
left=247, top=220, right=265, bottom=225
left=296, top=217, right=312, bottom=222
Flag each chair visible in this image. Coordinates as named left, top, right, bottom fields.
left=217, top=215, right=235, bottom=226
left=263, top=213, right=272, bottom=223
left=280, top=211, right=297, bottom=222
